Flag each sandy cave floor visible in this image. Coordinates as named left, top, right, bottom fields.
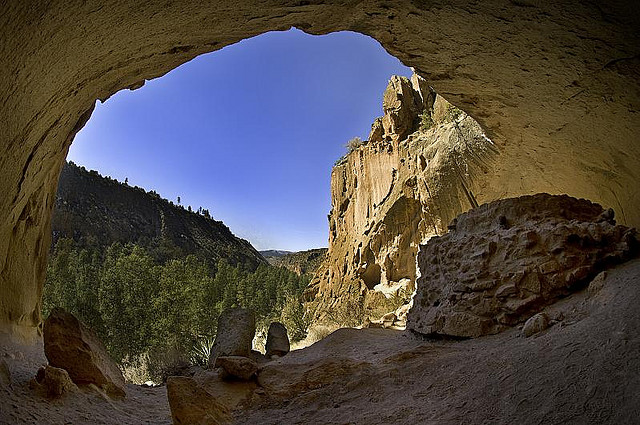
left=2, top=259, right=640, bottom=424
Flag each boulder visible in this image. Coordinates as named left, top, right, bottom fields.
left=208, top=308, right=256, bottom=368
left=407, top=194, right=639, bottom=338
left=216, top=356, right=258, bottom=381
left=35, top=365, right=77, bottom=397
left=167, top=376, right=231, bottom=425
left=265, top=322, right=290, bottom=358
left=44, top=307, right=126, bottom=397
left=522, top=313, right=551, bottom=337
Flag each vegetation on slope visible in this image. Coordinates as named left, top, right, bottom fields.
left=43, top=237, right=310, bottom=382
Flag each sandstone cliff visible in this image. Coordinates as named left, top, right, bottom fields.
left=305, top=74, right=498, bottom=325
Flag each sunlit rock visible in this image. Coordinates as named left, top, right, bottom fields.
left=208, top=308, right=255, bottom=368
left=407, top=194, right=639, bottom=338
left=43, top=308, right=126, bottom=397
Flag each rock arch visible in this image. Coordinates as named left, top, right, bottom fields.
left=1, top=1, right=638, bottom=333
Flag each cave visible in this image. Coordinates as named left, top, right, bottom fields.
left=3, top=2, right=638, bottom=335
left=1, top=1, right=639, bottom=422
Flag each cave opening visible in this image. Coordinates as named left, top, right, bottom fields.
left=42, top=28, right=414, bottom=385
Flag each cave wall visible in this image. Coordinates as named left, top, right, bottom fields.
left=1, top=0, right=638, bottom=331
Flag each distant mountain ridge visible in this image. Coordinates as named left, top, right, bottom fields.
left=259, top=250, right=293, bottom=258
left=52, top=161, right=266, bottom=269
left=261, top=248, right=328, bottom=276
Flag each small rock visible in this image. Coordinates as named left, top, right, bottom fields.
left=167, top=376, right=231, bottom=425
left=522, top=312, right=550, bottom=337
left=44, top=307, right=126, bottom=397
left=216, top=356, right=258, bottom=381
left=588, top=271, right=607, bottom=296
left=208, top=308, right=255, bottom=368
left=265, top=322, right=290, bottom=358
left=35, top=365, right=77, bottom=397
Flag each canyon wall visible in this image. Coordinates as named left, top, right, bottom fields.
left=1, top=1, right=639, bottom=333
left=305, top=74, right=504, bottom=323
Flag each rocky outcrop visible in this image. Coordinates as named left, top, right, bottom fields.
left=208, top=308, right=256, bottom=368
left=306, top=74, right=498, bottom=324
left=407, top=194, right=639, bottom=338
left=265, top=322, right=290, bottom=358
left=43, top=308, right=126, bottom=397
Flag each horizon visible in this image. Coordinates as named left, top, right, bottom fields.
left=67, top=28, right=412, bottom=251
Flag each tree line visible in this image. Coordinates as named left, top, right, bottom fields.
left=43, top=237, right=310, bottom=381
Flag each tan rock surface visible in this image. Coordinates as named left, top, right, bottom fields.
left=43, top=308, right=126, bottom=397
left=407, top=194, right=638, bottom=338
left=217, top=356, right=258, bottom=381
left=166, top=376, right=231, bottom=425
left=306, top=75, right=498, bottom=324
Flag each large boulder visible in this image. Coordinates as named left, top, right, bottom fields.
left=43, top=307, right=126, bottom=397
left=407, top=194, right=639, bottom=338
left=208, top=308, right=255, bottom=368
left=167, top=376, right=231, bottom=425
left=265, top=322, right=290, bottom=358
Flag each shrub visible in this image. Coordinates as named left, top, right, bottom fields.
left=345, top=136, right=363, bottom=153
left=419, top=112, right=434, bottom=130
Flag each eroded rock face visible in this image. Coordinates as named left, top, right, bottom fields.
left=407, top=194, right=639, bottom=338
left=306, top=74, right=498, bottom=323
left=265, top=322, right=290, bottom=358
left=1, top=1, right=639, bottom=333
left=43, top=308, right=126, bottom=397
left=208, top=308, right=256, bottom=368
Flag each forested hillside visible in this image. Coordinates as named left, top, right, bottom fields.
left=52, top=161, right=265, bottom=269
left=43, top=163, right=310, bottom=382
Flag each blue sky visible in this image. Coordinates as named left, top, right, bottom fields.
left=68, top=28, right=412, bottom=251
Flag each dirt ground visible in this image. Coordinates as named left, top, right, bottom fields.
left=2, top=259, right=640, bottom=424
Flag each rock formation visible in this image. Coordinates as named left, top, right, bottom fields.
left=166, top=376, right=231, bottom=425
left=43, top=308, right=126, bottom=397
left=208, top=308, right=256, bottom=369
left=265, top=322, right=290, bottom=358
left=306, top=74, right=499, bottom=324
left=407, top=194, right=639, bottom=338
left=33, top=365, right=77, bottom=398
left=216, top=356, right=258, bottom=381
left=1, top=0, right=639, bottom=337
